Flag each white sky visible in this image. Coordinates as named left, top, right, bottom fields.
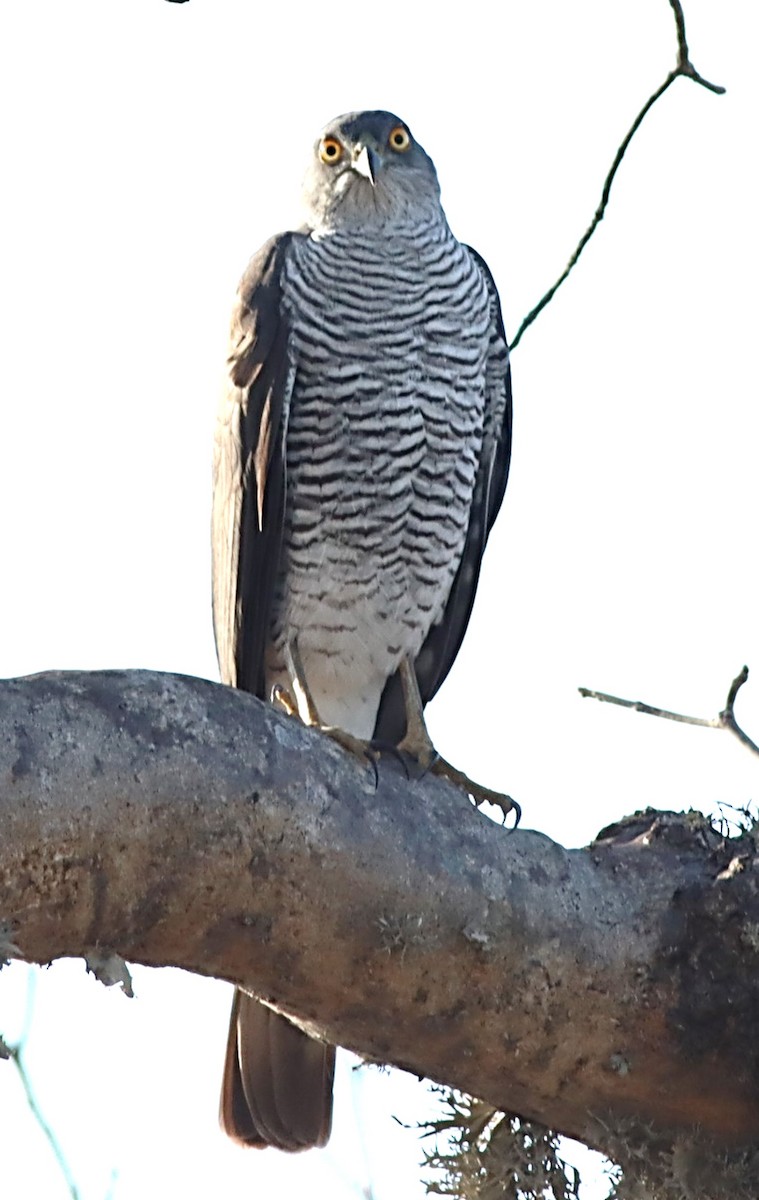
left=0, top=1, right=757, bottom=1197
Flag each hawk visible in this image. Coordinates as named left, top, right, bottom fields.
left=212, top=110, right=512, bottom=1151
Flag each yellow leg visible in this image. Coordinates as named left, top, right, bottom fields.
left=395, top=656, right=520, bottom=825
left=283, top=640, right=321, bottom=726
left=395, top=655, right=437, bottom=770
left=270, top=683, right=298, bottom=717
left=280, top=639, right=380, bottom=772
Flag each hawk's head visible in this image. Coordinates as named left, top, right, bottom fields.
left=302, top=110, right=441, bottom=229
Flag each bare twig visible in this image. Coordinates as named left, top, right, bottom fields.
left=3, top=970, right=81, bottom=1200
left=511, top=0, right=725, bottom=350
left=579, top=666, right=759, bottom=760
left=7, top=1044, right=81, bottom=1200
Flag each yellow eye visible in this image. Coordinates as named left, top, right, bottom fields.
left=319, top=137, right=343, bottom=165
left=388, top=126, right=411, bottom=152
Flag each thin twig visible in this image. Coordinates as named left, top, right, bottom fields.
left=7, top=1043, right=81, bottom=1200
left=511, top=0, right=725, bottom=350
left=579, top=666, right=759, bottom=760
left=4, top=969, right=81, bottom=1200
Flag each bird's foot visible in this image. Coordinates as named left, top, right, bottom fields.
left=319, top=726, right=380, bottom=784
left=393, top=654, right=519, bottom=823
left=391, top=732, right=437, bottom=781
left=428, top=755, right=520, bottom=826
left=364, top=738, right=426, bottom=780
left=271, top=683, right=299, bottom=717
left=271, top=670, right=379, bottom=788
left=394, top=725, right=518, bottom=824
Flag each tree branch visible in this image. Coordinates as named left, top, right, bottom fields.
left=579, top=666, right=759, bottom=759
left=511, top=0, right=725, bottom=350
left=2, top=670, right=759, bottom=1156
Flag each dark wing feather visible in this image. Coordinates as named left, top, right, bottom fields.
left=214, top=232, right=337, bottom=1151
left=211, top=232, right=297, bottom=695
left=374, top=246, right=512, bottom=741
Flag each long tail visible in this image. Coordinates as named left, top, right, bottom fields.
left=219, top=989, right=336, bottom=1150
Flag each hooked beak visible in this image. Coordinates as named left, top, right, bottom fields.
left=352, top=144, right=381, bottom=186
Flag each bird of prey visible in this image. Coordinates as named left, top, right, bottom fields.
left=212, top=110, right=513, bottom=1152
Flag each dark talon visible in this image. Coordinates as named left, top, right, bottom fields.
left=369, top=741, right=433, bottom=781
left=496, top=797, right=521, bottom=828
left=382, top=744, right=412, bottom=778
left=366, top=752, right=380, bottom=793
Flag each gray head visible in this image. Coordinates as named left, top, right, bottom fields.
left=301, top=110, right=442, bottom=230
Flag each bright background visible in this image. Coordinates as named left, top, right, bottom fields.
left=0, top=1, right=756, bottom=1196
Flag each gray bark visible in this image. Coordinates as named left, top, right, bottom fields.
left=1, top=669, right=758, bottom=1153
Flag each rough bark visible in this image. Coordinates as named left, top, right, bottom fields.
left=1, top=669, right=758, bottom=1155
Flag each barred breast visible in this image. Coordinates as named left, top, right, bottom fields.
left=265, top=216, right=494, bottom=738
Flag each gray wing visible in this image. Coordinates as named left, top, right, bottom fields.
left=374, top=246, right=512, bottom=741
left=212, top=232, right=297, bottom=695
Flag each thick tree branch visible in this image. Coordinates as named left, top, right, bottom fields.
left=2, top=670, right=759, bottom=1156
left=511, top=0, right=725, bottom=350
